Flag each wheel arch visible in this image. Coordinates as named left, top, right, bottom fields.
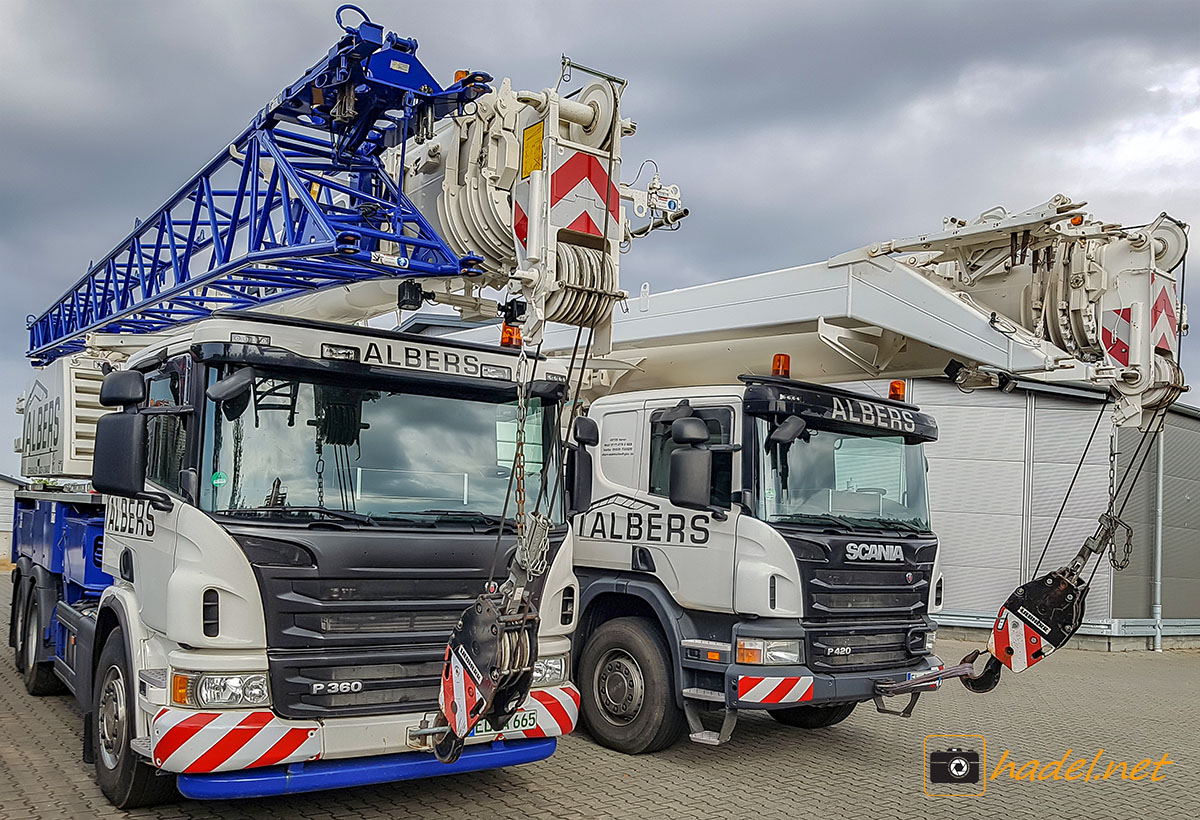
left=575, top=577, right=686, bottom=709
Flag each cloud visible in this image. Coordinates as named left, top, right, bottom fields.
left=1, top=0, right=1198, bottom=473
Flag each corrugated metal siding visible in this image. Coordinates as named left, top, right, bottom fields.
left=0, top=482, right=17, bottom=528
left=1112, top=413, right=1200, bottom=619
left=1029, top=396, right=1112, bottom=619
left=911, top=380, right=1026, bottom=616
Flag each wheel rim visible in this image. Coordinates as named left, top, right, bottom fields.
left=593, top=648, right=645, bottom=726
left=97, top=664, right=127, bottom=770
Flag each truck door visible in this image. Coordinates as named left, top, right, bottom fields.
left=577, top=398, right=740, bottom=613
left=103, top=358, right=189, bottom=633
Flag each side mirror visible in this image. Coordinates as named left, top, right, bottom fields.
left=573, top=416, right=599, bottom=447
left=671, top=417, right=710, bottom=445
left=99, top=370, right=146, bottom=408
left=206, top=366, right=257, bottom=402
left=92, top=412, right=147, bottom=497
left=669, top=447, right=712, bottom=512
left=92, top=412, right=173, bottom=511
left=568, top=416, right=598, bottom=514
left=767, top=415, right=807, bottom=446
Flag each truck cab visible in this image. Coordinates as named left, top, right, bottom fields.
left=12, top=311, right=581, bottom=805
left=570, top=375, right=944, bottom=753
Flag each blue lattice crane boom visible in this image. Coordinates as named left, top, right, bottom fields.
left=26, top=6, right=492, bottom=365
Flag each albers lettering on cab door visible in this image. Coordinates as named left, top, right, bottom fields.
left=106, top=496, right=156, bottom=539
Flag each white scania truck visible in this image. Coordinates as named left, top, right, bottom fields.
left=10, top=10, right=681, bottom=806
left=473, top=196, right=1187, bottom=753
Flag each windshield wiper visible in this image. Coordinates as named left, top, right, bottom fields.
left=391, top=510, right=519, bottom=532
left=770, top=513, right=858, bottom=530
left=216, top=506, right=379, bottom=526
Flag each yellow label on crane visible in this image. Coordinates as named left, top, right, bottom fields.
left=521, top=120, right=544, bottom=179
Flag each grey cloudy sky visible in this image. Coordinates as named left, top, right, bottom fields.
left=1, top=0, right=1198, bottom=474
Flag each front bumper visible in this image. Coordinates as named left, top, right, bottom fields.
left=728, top=656, right=944, bottom=709
left=150, top=682, right=579, bottom=776
left=176, top=738, right=557, bottom=800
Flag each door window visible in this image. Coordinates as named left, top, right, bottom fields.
left=144, top=361, right=189, bottom=493
left=647, top=407, right=733, bottom=507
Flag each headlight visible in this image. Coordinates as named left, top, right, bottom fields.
left=171, top=671, right=271, bottom=708
left=925, top=631, right=937, bottom=652
left=736, top=638, right=803, bottom=665
left=532, top=654, right=569, bottom=687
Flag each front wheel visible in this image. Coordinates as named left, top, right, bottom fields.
left=578, top=617, right=685, bottom=754
left=93, top=628, right=177, bottom=809
left=769, top=701, right=857, bottom=729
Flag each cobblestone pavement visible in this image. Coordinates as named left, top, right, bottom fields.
left=0, top=577, right=1194, bottom=820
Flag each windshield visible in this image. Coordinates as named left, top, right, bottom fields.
left=200, top=368, right=561, bottom=525
left=755, top=417, right=930, bottom=532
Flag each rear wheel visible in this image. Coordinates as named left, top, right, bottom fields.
left=769, top=701, right=857, bottom=729
left=12, top=578, right=26, bottom=673
left=93, top=628, right=177, bottom=809
left=22, top=596, right=63, bottom=695
left=579, top=617, right=685, bottom=754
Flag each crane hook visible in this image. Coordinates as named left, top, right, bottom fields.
left=959, top=649, right=1003, bottom=693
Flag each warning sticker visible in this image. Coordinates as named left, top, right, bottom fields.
left=521, top=120, right=544, bottom=178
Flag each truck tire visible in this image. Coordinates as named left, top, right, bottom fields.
left=22, top=596, right=64, bottom=695
left=578, top=617, right=685, bottom=754
left=12, top=578, right=26, bottom=673
left=769, top=701, right=857, bottom=729
left=93, top=628, right=177, bottom=808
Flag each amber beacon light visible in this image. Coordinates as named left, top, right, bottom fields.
left=772, top=353, right=791, bottom=378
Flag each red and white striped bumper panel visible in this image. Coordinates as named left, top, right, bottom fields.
left=492, top=684, right=580, bottom=740
left=151, top=709, right=320, bottom=774
left=737, top=675, right=814, bottom=705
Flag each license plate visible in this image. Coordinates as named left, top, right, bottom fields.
left=468, top=709, right=539, bottom=739
left=907, top=667, right=943, bottom=690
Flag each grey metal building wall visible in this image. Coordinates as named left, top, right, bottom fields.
left=1114, top=410, right=1200, bottom=620
left=909, top=379, right=1031, bottom=617
left=901, top=377, right=1198, bottom=638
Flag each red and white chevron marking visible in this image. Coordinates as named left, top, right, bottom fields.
left=1101, top=307, right=1132, bottom=366
left=1150, top=272, right=1180, bottom=357
left=988, top=607, right=1054, bottom=673
left=737, top=675, right=814, bottom=705
left=493, top=684, right=580, bottom=739
left=151, top=708, right=320, bottom=774
left=550, top=150, right=620, bottom=239
left=439, top=643, right=486, bottom=738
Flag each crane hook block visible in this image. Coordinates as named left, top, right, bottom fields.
left=986, top=570, right=1089, bottom=674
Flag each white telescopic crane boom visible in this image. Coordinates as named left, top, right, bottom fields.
left=533, top=195, right=1186, bottom=431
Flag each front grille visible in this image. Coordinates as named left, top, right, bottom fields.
left=258, top=574, right=477, bottom=718
left=780, top=531, right=937, bottom=674
left=807, top=628, right=918, bottom=672
left=269, top=648, right=448, bottom=719
left=808, top=568, right=928, bottom=618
